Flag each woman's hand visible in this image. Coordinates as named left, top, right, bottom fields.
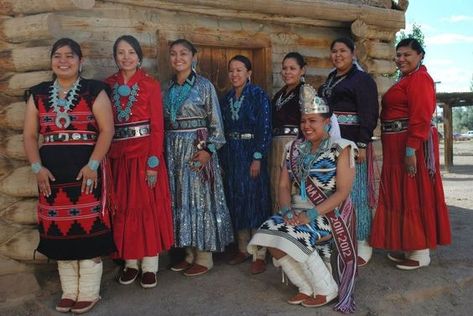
left=356, top=148, right=367, bottom=164
left=250, top=160, right=261, bottom=178
left=76, top=165, right=98, bottom=194
left=146, top=170, right=158, bottom=188
left=284, top=211, right=310, bottom=226
left=36, top=167, right=55, bottom=197
left=405, top=153, right=417, bottom=177
left=190, top=150, right=211, bottom=171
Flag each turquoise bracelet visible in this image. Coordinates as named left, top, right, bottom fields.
left=305, top=207, right=319, bottom=222
left=406, top=147, right=416, bottom=157
left=31, top=162, right=42, bottom=174
left=87, top=160, right=100, bottom=171
left=253, top=151, right=263, bottom=160
left=278, top=206, right=290, bottom=217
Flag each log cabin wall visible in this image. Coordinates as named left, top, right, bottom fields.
left=0, top=0, right=406, bottom=269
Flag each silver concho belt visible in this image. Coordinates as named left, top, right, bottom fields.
left=114, top=123, right=150, bottom=140
left=273, top=126, right=299, bottom=136
left=226, top=132, right=255, bottom=140
left=381, top=119, right=409, bottom=133
left=43, top=132, right=97, bottom=143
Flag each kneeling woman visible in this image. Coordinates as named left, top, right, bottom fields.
left=249, top=85, right=357, bottom=312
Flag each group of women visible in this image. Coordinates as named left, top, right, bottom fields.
left=23, top=35, right=450, bottom=314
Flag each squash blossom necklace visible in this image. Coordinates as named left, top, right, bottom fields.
left=112, top=82, right=140, bottom=122
left=50, top=77, right=81, bottom=129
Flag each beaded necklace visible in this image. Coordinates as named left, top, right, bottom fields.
left=296, top=137, right=330, bottom=200
left=165, top=74, right=195, bottom=123
left=275, top=89, right=295, bottom=111
left=229, top=95, right=245, bottom=121
left=112, top=82, right=139, bottom=122
left=49, top=77, right=81, bottom=129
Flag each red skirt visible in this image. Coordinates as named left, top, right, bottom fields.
left=111, top=154, right=173, bottom=259
left=371, top=128, right=451, bottom=251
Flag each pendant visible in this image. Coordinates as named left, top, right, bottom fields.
left=117, top=84, right=131, bottom=96
left=57, top=98, right=67, bottom=106
left=55, top=111, right=71, bottom=128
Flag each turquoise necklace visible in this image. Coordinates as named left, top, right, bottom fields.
left=49, top=77, right=81, bottom=129
left=165, top=75, right=195, bottom=123
left=229, top=95, right=245, bottom=121
left=112, top=82, right=139, bottom=122
left=297, top=138, right=330, bottom=200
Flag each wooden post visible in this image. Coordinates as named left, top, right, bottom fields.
left=0, top=0, right=95, bottom=15
left=442, top=103, right=453, bottom=172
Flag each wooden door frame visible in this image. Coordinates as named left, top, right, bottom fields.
left=156, top=29, right=272, bottom=91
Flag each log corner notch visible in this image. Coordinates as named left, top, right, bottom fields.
left=392, top=0, right=409, bottom=11
left=351, top=19, right=399, bottom=42
left=0, top=0, right=95, bottom=16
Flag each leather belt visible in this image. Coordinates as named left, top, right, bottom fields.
left=273, top=126, right=299, bottom=136
left=226, top=132, right=255, bottom=140
left=381, top=119, right=409, bottom=133
left=166, top=118, right=207, bottom=130
left=43, top=132, right=97, bottom=143
left=114, top=123, right=150, bottom=140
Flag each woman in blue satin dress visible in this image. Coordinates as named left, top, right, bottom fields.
left=220, top=55, right=272, bottom=274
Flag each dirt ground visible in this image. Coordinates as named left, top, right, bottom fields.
left=1, top=141, right=472, bottom=316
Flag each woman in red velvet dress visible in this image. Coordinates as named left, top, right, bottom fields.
left=106, top=35, right=173, bottom=287
left=371, top=38, right=451, bottom=270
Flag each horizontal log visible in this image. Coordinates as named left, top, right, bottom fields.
left=356, top=39, right=395, bottom=61
left=100, top=0, right=345, bottom=28
left=0, top=166, right=37, bottom=198
left=0, top=0, right=95, bottom=16
left=0, top=192, right=20, bottom=212
left=1, top=134, right=26, bottom=161
left=108, top=0, right=404, bottom=29
left=0, top=255, right=30, bottom=275
left=305, top=56, right=333, bottom=69
left=0, top=221, right=21, bottom=244
left=0, top=13, right=61, bottom=43
left=362, top=58, right=396, bottom=75
left=361, top=0, right=392, bottom=9
left=351, top=19, right=397, bottom=41
left=0, top=198, right=36, bottom=225
left=0, top=47, right=50, bottom=72
left=0, top=71, right=52, bottom=97
left=0, top=102, right=25, bottom=130
left=0, top=228, right=46, bottom=261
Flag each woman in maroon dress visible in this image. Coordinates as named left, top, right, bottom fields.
left=371, top=38, right=451, bottom=269
left=106, top=35, right=173, bottom=287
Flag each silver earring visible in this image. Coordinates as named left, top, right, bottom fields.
left=300, top=75, right=306, bottom=83
left=79, top=64, right=83, bottom=73
left=192, top=60, right=197, bottom=72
